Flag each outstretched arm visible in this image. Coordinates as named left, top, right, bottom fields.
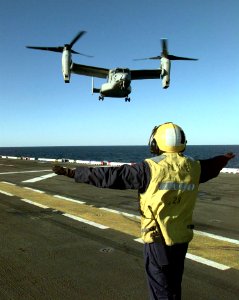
left=52, top=162, right=151, bottom=191
left=199, top=153, right=235, bottom=183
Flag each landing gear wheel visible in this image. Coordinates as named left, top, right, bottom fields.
left=125, top=97, right=130, bottom=102
left=99, top=96, right=104, bottom=101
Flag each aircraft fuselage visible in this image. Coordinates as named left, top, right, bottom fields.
left=100, top=68, right=131, bottom=98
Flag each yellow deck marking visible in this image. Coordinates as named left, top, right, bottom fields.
left=0, top=182, right=140, bottom=236
left=189, top=234, right=238, bottom=269
left=0, top=182, right=238, bottom=270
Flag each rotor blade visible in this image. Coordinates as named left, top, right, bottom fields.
left=133, top=55, right=161, bottom=61
left=149, top=56, right=162, bottom=60
left=76, top=52, right=94, bottom=57
left=26, top=46, right=63, bottom=53
left=69, top=31, right=86, bottom=48
left=134, top=54, right=197, bottom=61
left=161, top=39, right=168, bottom=55
left=134, top=38, right=198, bottom=62
left=167, top=54, right=198, bottom=61
left=133, top=58, right=151, bottom=61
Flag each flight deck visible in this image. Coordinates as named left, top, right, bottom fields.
left=0, top=158, right=238, bottom=299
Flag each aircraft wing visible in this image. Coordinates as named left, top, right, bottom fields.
left=131, top=69, right=161, bottom=80
left=71, top=63, right=109, bottom=79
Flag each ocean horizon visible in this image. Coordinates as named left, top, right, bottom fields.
left=0, top=145, right=238, bottom=168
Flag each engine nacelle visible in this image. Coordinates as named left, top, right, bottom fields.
left=160, top=57, right=171, bottom=89
left=62, top=49, right=71, bottom=83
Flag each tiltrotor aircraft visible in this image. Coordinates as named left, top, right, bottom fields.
left=26, top=31, right=197, bottom=102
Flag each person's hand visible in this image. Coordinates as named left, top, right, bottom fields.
left=224, top=153, right=235, bottom=160
left=52, top=165, right=67, bottom=175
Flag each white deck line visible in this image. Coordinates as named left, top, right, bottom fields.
left=63, top=213, right=109, bottom=229
left=186, top=253, right=230, bottom=270
left=0, top=190, right=13, bottom=196
left=0, top=170, right=51, bottom=175
left=194, top=230, right=239, bottom=245
left=54, top=195, right=85, bottom=204
left=100, top=208, right=239, bottom=245
left=21, top=198, right=49, bottom=209
left=134, top=238, right=230, bottom=270
left=118, top=230, right=234, bottom=271
left=23, top=187, right=45, bottom=194
left=0, top=181, right=16, bottom=185
left=22, top=173, right=57, bottom=183
left=99, top=207, right=140, bottom=219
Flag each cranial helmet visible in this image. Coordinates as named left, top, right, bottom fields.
left=149, top=122, right=187, bottom=155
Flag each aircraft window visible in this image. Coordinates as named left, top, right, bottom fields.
left=114, top=68, right=129, bottom=73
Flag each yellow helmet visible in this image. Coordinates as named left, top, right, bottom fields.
left=149, top=122, right=187, bottom=154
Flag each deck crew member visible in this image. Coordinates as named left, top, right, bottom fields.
left=53, top=122, right=235, bottom=300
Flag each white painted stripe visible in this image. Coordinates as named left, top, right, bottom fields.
left=21, top=198, right=49, bottom=209
left=22, top=173, right=57, bottom=183
left=134, top=238, right=230, bottom=270
left=186, top=253, right=230, bottom=270
left=99, top=207, right=141, bottom=219
left=23, top=187, right=45, bottom=194
left=0, top=170, right=51, bottom=175
left=0, top=189, right=13, bottom=196
left=134, top=238, right=144, bottom=243
left=54, top=195, right=85, bottom=204
left=194, top=230, right=239, bottom=245
left=0, top=181, right=16, bottom=185
left=63, top=213, right=109, bottom=229
left=99, top=207, right=239, bottom=246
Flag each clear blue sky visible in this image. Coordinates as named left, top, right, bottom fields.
left=0, top=0, right=238, bottom=146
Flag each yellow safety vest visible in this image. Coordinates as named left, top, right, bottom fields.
left=140, top=153, right=201, bottom=245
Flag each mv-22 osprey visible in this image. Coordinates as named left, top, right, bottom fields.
left=26, top=31, right=198, bottom=102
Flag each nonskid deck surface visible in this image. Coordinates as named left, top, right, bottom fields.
left=0, top=158, right=239, bottom=300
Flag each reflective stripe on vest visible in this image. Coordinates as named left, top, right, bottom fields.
left=158, top=182, right=195, bottom=191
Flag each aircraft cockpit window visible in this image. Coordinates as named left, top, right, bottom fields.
left=113, top=68, right=130, bottom=73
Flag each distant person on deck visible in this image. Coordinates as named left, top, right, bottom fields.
left=52, top=122, right=235, bottom=300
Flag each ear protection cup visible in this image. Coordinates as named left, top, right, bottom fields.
left=150, top=138, right=160, bottom=155
left=148, top=126, right=161, bottom=155
left=148, top=122, right=186, bottom=155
